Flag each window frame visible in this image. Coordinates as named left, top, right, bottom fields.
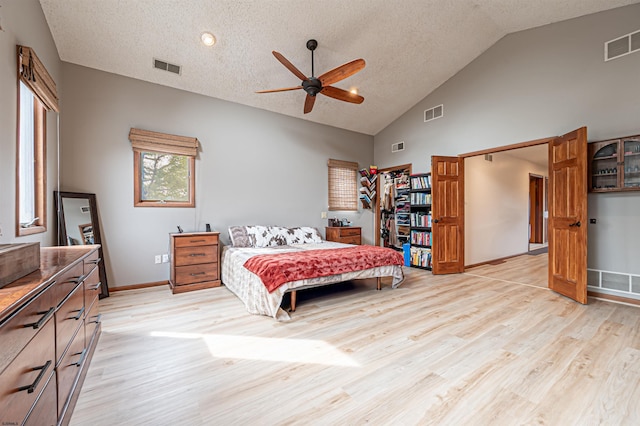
left=16, top=81, right=47, bottom=236
left=327, top=158, right=359, bottom=212
left=129, top=128, right=198, bottom=208
left=133, top=150, right=196, bottom=208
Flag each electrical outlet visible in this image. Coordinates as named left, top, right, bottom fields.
left=321, top=211, right=327, bottom=219
left=154, top=255, right=161, bottom=264
left=162, top=254, right=169, bottom=263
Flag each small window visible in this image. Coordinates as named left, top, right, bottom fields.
left=17, top=81, right=46, bottom=235
left=328, top=159, right=358, bottom=211
left=129, top=128, right=198, bottom=207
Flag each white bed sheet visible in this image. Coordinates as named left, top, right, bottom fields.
left=221, top=241, right=405, bottom=321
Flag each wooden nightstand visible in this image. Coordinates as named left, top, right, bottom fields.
left=169, top=231, right=220, bottom=294
left=325, top=227, right=361, bottom=245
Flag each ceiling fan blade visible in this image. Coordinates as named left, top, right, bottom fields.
left=320, top=86, right=364, bottom=104
left=272, top=51, right=308, bottom=81
left=319, top=59, right=365, bottom=86
left=304, top=94, right=316, bottom=114
left=256, top=86, right=302, bottom=94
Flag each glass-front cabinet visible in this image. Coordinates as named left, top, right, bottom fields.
left=589, top=135, right=640, bottom=192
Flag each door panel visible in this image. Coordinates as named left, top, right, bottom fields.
left=431, top=156, right=464, bottom=274
left=548, top=127, right=588, bottom=304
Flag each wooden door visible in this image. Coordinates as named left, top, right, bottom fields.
left=431, top=156, right=464, bottom=274
left=529, top=174, right=544, bottom=244
left=548, top=127, right=588, bottom=304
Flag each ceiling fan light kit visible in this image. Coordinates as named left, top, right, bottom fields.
left=256, top=39, right=365, bottom=114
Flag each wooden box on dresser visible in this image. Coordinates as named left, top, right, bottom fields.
left=170, top=231, right=221, bottom=294
left=0, top=246, right=102, bottom=426
left=325, top=227, right=361, bottom=245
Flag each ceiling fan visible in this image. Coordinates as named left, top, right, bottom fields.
left=256, top=39, right=365, bottom=114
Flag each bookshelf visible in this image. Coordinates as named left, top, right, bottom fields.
left=409, top=173, right=432, bottom=270
left=359, top=168, right=377, bottom=209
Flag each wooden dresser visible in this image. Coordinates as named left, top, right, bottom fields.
left=0, top=246, right=101, bottom=426
left=169, top=231, right=220, bottom=294
left=325, top=227, right=362, bottom=245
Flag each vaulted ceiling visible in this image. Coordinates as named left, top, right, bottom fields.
left=39, top=0, right=638, bottom=135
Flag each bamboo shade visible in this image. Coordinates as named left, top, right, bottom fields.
left=328, top=159, right=358, bottom=211
left=17, top=46, right=59, bottom=112
left=129, top=128, right=199, bottom=157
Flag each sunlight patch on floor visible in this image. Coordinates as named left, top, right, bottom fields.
left=150, top=331, right=360, bottom=367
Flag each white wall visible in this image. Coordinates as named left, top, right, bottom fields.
left=465, top=151, right=547, bottom=265
left=0, top=0, right=61, bottom=245
left=374, top=4, right=640, bottom=275
left=60, top=63, right=374, bottom=288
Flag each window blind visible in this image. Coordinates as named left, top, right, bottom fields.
left=129, top=128, right=199, bottom=157
left=17, top=45, right=59, bottom=112
left=328, top=159, right=358, bottom=211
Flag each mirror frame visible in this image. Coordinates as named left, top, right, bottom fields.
left=54, top=191, right=109, bottom=298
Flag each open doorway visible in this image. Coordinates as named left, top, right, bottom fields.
left=464, top=143, right=549, bottom=268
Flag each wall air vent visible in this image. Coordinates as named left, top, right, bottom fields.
left=153, top=58, right=181, bottom=75
left=484, top=154, right=493, bottom=162
left=424, top=104, right=443, bottom=122
left=392, top=141, right=405, bottom=153
left=605, top=29, right=640, bottom=61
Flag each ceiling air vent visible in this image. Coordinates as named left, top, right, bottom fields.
left=153, top=58, right=181, bottom=75
left=424, top=104, right=443, bottom=122
left=605, top=30, right=640, bottom=61
left=392, top=141, right=405, bottom=153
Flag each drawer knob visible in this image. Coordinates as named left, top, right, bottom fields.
left=189, top=253, right=206, bottom=257
left=23, top=307, right=55, bottom=329
left=190, top=272, right=206, bottom=276
left=70, top=348, right=88, bottom=368
left=71, top=306, right=86, bottom=321
left=18, top=360, right=52, bottom=394
left=88, top=257, right=102, bottom=265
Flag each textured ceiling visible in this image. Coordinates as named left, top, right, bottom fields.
left=39, top=0, right=638, bottom=136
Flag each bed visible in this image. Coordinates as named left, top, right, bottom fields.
left=221, top=226, right=405, bottom=320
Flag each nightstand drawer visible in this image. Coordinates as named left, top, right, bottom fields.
left=339, top=228, right=361, bottom=237
left=175, top=264, right=218, bottom=285
left=175, top=245, right=218, bottom=266
left=341, top=235, right=361, bottom=245
left=174, top=234, right=218, bottom=248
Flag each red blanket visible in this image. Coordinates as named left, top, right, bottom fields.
left=243, top=245, right=403, bottom=293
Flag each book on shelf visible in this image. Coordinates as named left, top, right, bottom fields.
left=410, top=192, right=432, bottom=205
left=410, top=174, right=431, bottom=190
left=410, top=246, right=432, bottom=268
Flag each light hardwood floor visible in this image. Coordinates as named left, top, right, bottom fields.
left=71, top=255, right=640, bottom=425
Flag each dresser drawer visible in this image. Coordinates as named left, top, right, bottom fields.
left=50, top=262, right=84, bottom=308
left=340, top=235, right=361, bottom=245
left=24, top=372, right=57, bottom=426
left=56, top=326, right=86, bottom=417
left=83, top=266, right=101, bottom=313
left=55, top=282, right=85, bottom=364
left=174, top=263, right=218, bottom=285
left=0, top=283, right=56, bottom=373
left=175, top=244, right=218, bottom=267
left=0, top=317, right=55, bottom=426
left=339, top=228, right=361, bottom=237
left=83, top=249, right=101, bottom=275
left=85, top=295, right=101, bottom=345
left=174, top=234, right=218, bottom=248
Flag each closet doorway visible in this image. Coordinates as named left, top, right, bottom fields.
left=375, top=164, right=411, bottom=249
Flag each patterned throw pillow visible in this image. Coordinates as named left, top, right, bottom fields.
left=286, top=227, right=322, bottom=244
left=228, top=226, right=251, bottom=247
left=246, top=225, right=287, bottom=248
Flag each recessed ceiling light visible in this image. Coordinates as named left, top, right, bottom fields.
left=201, top=32, right=216, bottom=47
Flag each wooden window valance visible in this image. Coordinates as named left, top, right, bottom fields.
left=17, top=45, right=59, bottom=112
left=328, top=158, right=359, bottom=211
left=129, top=128, right=199, bottom=157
